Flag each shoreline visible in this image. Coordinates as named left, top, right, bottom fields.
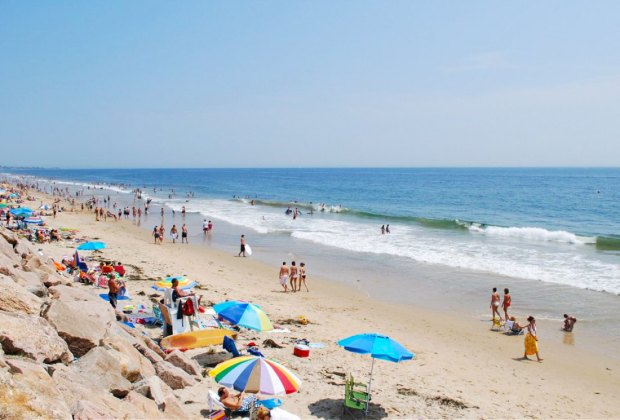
left=19, top=187, right=620, bottom=418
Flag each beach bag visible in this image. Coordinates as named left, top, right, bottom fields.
left=182, top=298, right=195, bottom=316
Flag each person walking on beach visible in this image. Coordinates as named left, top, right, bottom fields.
left=290, top=261, right=298, bottom=292
left=181, top=224, right=188, bottom=244
left=491, top=287, right=502, bottom=321
left=279, top=262, right=289, bottom=293
left=522, top=316, right=543, bottom=362
left=158, top=224, right=165, bottom=244
left=299, top=262, right=309, bottom=292
left=381, top=225, right=385, bottom=234
left=238, top=235, right=247, bottom=257
left=386, top=224, right=390, bottom=233
left=502, top=288, right=511, bottom=320
left=153, top=226, right=160, bottom=244
left=170, top=224, right=178, bottom=244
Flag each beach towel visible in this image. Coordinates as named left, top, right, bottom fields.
left=223, top=335, right=240, bottom=357
left=524, top=333, right=538, bottom=355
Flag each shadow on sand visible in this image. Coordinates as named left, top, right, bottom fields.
left=308, top=398, right=388, bottom=419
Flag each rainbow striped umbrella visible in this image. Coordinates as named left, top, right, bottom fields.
left=213, top=301, right=273, bottom=332
left=209, top=356, right=301, bottom=395
left=151, top=278, right=196, bottom=291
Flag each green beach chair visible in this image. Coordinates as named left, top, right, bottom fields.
left=343, top=374, right=370, bottom=417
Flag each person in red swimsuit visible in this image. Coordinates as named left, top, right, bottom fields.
left=502, top=288, right=511, bottom=321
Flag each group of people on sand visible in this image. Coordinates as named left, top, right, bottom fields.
left=490, top=287, right=543, bottom=362
left=278, top=261, right=308, bottom=293
left=490, top=287, right=578, bottom=363
left=153, top=224, right=188, bottom=244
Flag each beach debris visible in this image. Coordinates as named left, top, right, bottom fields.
left=263, top=338, right=284, bottom=348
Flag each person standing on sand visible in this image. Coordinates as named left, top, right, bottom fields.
left=502, top=288, right=511, bottom=320
left=170, top=225, right=178, bottom=244
left=158, top=224, right=165, bottom=244
left=238, top=235, right=246, bottom=257
left=153, top=226, right=160, bottom=244
left=491, top=287, right=502, bottom=321
left=181, top=224, right=188, bottom=244
left=279, top=262, right=289, bottom=292
left=203, top=219, right=209, bottom=235
left=522, top=316, right=543, bottom=362
left=299, top=262, right=309, bottom=292
left=290, top=261, right=298, bottom=292
left=108, top=275, right=119, bottom=309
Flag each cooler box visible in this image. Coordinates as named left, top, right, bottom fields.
left=293, top=344, right=310, bottom=357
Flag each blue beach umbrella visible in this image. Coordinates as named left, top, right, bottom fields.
left=77, top=241, right=106, bottom=251
left=213, top=301, right=274, bottom=332
left=338, top=333, right=414, bottom=413
left=10, top=207, right=33, bottom=217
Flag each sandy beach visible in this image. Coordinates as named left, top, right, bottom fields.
left=18, top=188, right=620, bottom=419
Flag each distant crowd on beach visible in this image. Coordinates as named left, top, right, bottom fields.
left=489, top=287, right=577, bottom=363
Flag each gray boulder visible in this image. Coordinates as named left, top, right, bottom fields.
left=0, top=274, right=43, bottom=314
left=0, top=310, right=73, bottom=364
left=43, top=298, right=115, bottom=357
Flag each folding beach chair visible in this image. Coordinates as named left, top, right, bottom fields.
left=343, top=374, right=370, bottom=417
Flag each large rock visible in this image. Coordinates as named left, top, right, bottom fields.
left=0, top=252, right=17, bottom=276
left=4, top=358, right=72, bottom=419
left=165, top=349, right=201, bottom=376
left=41, top=272, right=72, bottom=288
left=0, top=346, right=6, bottom=369
left=48, top=284, right=99, bottom=302
left=124, top=391, right=165, bottom=419
left=14, top=240, right=32, bottom=259
left=0, top=274, right=43, bottom=314
left=134, top=340, right=164, bottom=364
left=43, top=298, right=115, bottom=357
left=12, top=270, right=48, bottom=298
left=121, top=323, right=167, bottom=359
left=52, top=364, right=129, bottom=418
left=154, top=360, right=197, bottom=390
left=75, top=347, right=132, bottom=398
left=103, top=326, right=156, bottom=382
left=73, top=399, right=113, bottom=420
left=22, top=255, right=55, bottom=275
left=133, top=376, right=190, bottom=418
left=0, top=310, right=73, bottom=364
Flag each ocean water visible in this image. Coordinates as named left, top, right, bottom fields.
left=4, top=167, right=620, bottom=293
left=5, top=167, right=620, bottom=356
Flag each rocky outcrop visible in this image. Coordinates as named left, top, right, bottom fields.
left=4, top=358, right=72, bottom=419
left=154, top=360, right=198, bottom=390
left=166, top=349, right=202, bottom=376
left=0, top=225, right=196, bottom=419
left=0, top=310, right=73, bottom=364
left=0, top=274, right=43, bottom=314
left=43, top=298, right=116, bottom=357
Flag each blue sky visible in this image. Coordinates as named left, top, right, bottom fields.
left=1, top=1, right=619, bottom=168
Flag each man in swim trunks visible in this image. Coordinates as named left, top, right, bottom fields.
left=279, top=262, right=289, bottom=293
left=238, top=235, right=246, bottom=257
left=491, top=287, right=502, bottom=321
left=181, top=224, right=188, bottom=243
left=290, top=261, right=298, bottom=292
left=502, top=288, right=511, bottom=320
left=218, top=387, right=257, bottom=412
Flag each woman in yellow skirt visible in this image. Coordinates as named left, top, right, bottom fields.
left=523, top=316, right=543, bottom=362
